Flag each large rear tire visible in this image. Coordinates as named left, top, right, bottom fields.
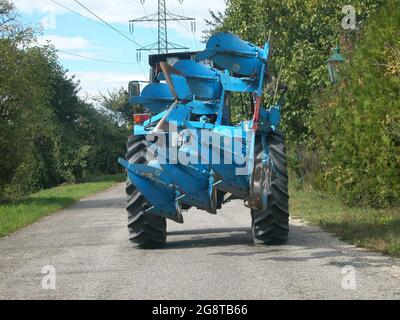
left=125, top=135, right=167, bottom=248
left=251, top=132, right=289, bottom=244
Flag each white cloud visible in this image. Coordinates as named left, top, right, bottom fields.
left=56, top=50, right=99, bottom=60
left=37, top=35, right=94, bottom=50
left=13, top=0, right=57, bottom=14
left=37, top=34, right=103, bottom=62
left=14, top=0, right=226, bottom=35
left=15, top=1, right=227, bottom=96
left=67, top=70, right=147, bottom=97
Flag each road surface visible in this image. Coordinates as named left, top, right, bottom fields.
left=0, top=184, right=399, bottom=300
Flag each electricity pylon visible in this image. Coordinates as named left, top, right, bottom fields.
left=130, top=0, right=196, bottom=60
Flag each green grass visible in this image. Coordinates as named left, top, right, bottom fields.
left=290, top=183, right=400, bottom=257
left=0, top=174, right=125, bottom=237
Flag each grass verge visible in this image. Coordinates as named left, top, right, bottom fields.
left=0, top=174, right=125, bottom=237
left=290, top=183, right=400, bottom=258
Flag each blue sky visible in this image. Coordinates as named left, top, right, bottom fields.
left=14, top=0, right=226, bottom=97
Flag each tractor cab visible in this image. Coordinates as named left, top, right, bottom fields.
left=129, top=51, right=203, bottom=97
left=129, top=51, right=204, bottom=124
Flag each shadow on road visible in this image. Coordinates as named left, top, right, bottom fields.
left=75, top=198, right=125, bottom=209
left=165, top=227, right=253, bottom=249
left=168, top=227, right=249, bottom=236
left=194, top=225, right=397, bottom=269
left=164, top=225, right=398, bottom=269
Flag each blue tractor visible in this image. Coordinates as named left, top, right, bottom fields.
left=119, top=32, right=289, bottom=248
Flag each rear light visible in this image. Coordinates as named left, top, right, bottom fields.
left=134, top=114, right=151, bottom=124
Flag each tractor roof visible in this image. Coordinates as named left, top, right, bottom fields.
left=148, top=51, right=200, bottom=67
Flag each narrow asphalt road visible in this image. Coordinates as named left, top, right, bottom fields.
left=0, top=184, right=399, bottom=300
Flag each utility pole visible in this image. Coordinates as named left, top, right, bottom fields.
left=130, top=0, right=196, bottom=60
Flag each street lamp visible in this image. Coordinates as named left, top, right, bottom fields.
left=326, top=46, right=345, bottom=84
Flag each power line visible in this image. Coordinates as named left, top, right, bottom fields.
left=166, top=7, right=192, bottom=51
left=49, top=0, right=148, bottom=77
left=166, top=9, right=193, bottom=50
left=177, top=2, right=198, bottom=50
left=135, top=0, right=158, bottom=41
left=34, top=42, right=138, bottom=65
left=47, top=0, right=149, bottom=77
left=70, top=0, right=148, bottom=78
left=129, top=0, right=156, bottom=73
left=50, top=0, right=131, bottom=36
left=72, top=0, right=143, bottom=48
left=55, top=49, right=138, bottom=65
left=129, top=0, right=195, bottom=55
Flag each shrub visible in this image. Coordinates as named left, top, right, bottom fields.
left=312, top=0, right=400, bottom=207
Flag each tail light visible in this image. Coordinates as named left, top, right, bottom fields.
left=134, top=114, right=151, bottom=124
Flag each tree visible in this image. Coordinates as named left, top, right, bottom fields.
left=0, top=1, right=55, bottom=198
left=206, top=0, right=384, bottom=143
left=312, top=0, right=400, bottom=207
left=0, top=0, right=129, bottom=201
left=95, top=87, right=145, bottom=126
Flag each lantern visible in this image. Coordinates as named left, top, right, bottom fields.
left=326, top=46, right=345, bottom=84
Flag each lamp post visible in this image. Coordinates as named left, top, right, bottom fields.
left=326, top=46, right=345, bottom=84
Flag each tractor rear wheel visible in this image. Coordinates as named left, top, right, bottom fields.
left=251, top=132, right=289, bottom=244
left=125, top=135, right=167, bottom=248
